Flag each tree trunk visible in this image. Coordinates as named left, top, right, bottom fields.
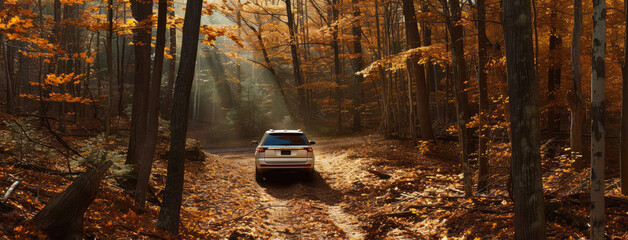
left=590, top=0, right=606, bottom=238
left=331, top=0, right=343, bottom=134
left=208, top=48, right=233, bottom=109
left=126, top=0, right=153, bottom=166
left=285, top=0, right=308, bottom=128
left=135, top=0, right=166, bottom=209
left=2, top=41, right=14, bottom=114
left=569, top=0, right=585, bottom=170
left=350, top=0, right=364, bottom=133
left=422, top=3, right=435, bottom=94
left=156, top=0, right=203, bottom=233
left=32, top=161, right=113, bottom=240
left=502, top=0, right=546, bottom=238
left=401, top=0, right=434, bottom=141
left=447, top=0, right=472, bottom=196
left=620, top=0, right=628, bottom=195
left=105, top=0, right=114, bottom=139
left=118, top=3, right=128, bottom=116
left=162, top=0, right=177, bottom=120
left=547, top=12, right=562, bottom=134
left=476, top=0, right=489, bottom=193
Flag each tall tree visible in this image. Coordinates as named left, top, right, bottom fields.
left=350, top=0, right=364, bottom=133
left=568, top=0, right=585, bottom=170
left=621, top=0, right=628, bottom=195
left=476, top=0, right=489, bottom=192
left=126, top=0, right=153, bottom=168
left=447, top=0, right=472, bottom=196
left=547, top=11, right=562, bottom=134
left=503, top=0, right=546, bottom=238
left=135, top=0, right=167, bottom=209
left=590, top=0, right=606, bottom=237
left=105, top=0, right=114, bottom=139
left=401, top=0, right=434, bottom=141
left=285, top=0, right=308, bottom=128
left=161, top=0, right=177, bottom=120
left=157, top=0, right=203, bottom=233
left=331, top=0, right=343, bottom=134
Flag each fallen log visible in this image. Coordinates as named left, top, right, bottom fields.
left=31, top=161, right=113, bottom=240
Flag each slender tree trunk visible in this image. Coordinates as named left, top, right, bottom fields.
left=331, top=0, right=343, bottom=134
left=126, top=0, right=153, bottom=166
left=569, top=0, right=585, bottom=170
left=208, top=48, right=233, bottom=108
left=547, top=12, right=562, bottom=134
left=620, top=0, right=628, bottom=195
left=422, top=3, right=435, bottom=94
left=447, top=0, right=472, bottom=196
left=156, top=0, right=202, bottom=233
left=118, top=3, right=128, bottom=116
left=135, top=0, right=166, bottom=209
left=476, top=0, right=489, bottom=193
left=350, top=0, right=364, bottom=133
left=285, top=0, right=308, bottom=128
left=3, top=42, right=14, bottom=114
left=162, top=0, right=177, bottom=119
left=590, top=0, right=606, bottom=238
left=503, top=0, right=546, bottom=238
left=374, top=0, right=391, bottom=137
left=105, top=0, right=114, bottom=139
left=402, top=0, right=434, bottom=141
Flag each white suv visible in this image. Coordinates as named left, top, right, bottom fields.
left=253, top=129, right=315, bottom=181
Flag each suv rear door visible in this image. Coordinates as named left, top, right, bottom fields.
left=262, top=133, right=310, bottom=164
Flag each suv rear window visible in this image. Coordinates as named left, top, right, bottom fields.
left=263, top=133, right=308, bottom=145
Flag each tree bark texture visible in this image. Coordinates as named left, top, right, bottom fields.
left=126, top=0, right=153, bottom=166
left=447, top=0, right=472, bottom=196
left=135, top=0, right=166, bottom=209
left=105, top=0, right=114, bottom=139
left=502, top=0, right=547, bottom=238
left=476, top=0, right=489, bottom=193
left=401, top=0, right=434, bottom=141
left=157, top=0, right=203, bottom=233
left=162, top=0, right=177, bottom=120
left=331, top=0, right=343, bottom=134
left=547, top=12, right=562, bottom=134
left=590, top=0, right=606, bottom=238
left=351, top=0, right=364, bottom=133
left=569, top=0, right=585, bottom=170
left=620, top=0, right=628, bottom=195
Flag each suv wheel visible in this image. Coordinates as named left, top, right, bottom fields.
left=255, top=167, right=263, bottom=183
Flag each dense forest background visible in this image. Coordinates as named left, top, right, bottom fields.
left=0, top=0, right=627, bottom=239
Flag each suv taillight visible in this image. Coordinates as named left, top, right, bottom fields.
left=305, top=147, right=313, bottom=152
left=257, top=147, right=266, bottom=152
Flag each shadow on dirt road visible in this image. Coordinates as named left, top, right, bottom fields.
left=257, top=171, right=342, bottom=205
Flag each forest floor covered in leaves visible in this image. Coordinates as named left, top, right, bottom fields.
left=1, top=117, right=627, bottom=239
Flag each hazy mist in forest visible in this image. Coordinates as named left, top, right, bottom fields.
left=178, top=4, right=297, bottom=144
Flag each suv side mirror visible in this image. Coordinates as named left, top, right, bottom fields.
left=252, top=140, right=259, bottom=146
left=309, top=141, right=316, bottom=145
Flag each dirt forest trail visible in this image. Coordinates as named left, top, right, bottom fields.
left=191, top=135, right=627, bottom=239
left=204, top=137, right=369, bottom=239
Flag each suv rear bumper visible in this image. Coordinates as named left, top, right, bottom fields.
left=256, top=158, right=314, bottom=170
